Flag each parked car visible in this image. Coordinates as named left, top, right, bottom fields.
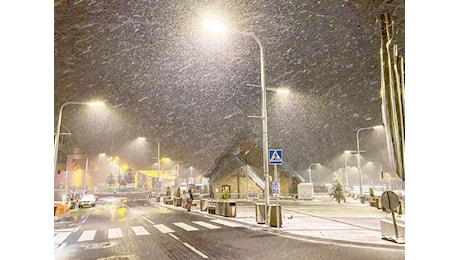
left=78, top=194, right=97, bottom=208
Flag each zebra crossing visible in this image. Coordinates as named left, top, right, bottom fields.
left=55, top=219, right=243, bottom=245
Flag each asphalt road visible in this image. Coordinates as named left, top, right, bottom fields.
left=55, top=198, right=404, bottom=259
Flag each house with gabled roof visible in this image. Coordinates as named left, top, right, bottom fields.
left=204, top=136, right=305, bottom=200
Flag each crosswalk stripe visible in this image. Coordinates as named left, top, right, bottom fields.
left=211, top=219, right=243, bottom=227
left=192, top=221, right=221, bottom=229
left=173, top=222, right=199, bottom=231
left=55, top=219, right=242, bottom=244
left=55, top=231, right=72, bottom=244
left=108, top=228, right=123, bottom=239
left=78, top=230, right=97, bottom=242
left=153, top=224, right=175, bottom=233
left=132, top=226, right=150, bottom=235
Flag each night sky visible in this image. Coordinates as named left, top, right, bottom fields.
left=54, top=0, right=405, bottom=175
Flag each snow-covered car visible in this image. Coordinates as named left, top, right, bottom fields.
left=77, top=194, right=97, bottom=208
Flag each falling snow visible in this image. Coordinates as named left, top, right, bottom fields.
left=54, top=0, right=404, bottom=175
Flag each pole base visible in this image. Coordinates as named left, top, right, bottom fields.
left=382, top=236, right=405, bottom=244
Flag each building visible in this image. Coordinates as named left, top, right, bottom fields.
left=204, top=136, right=305, bottom=200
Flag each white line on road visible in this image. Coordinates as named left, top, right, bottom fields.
left=54, top=232, right=72, bottom=244
left=153, top=224, right=175, bottom=233
left=211, top=219, right=244, bottom=227
left=108, top=228, right=123, bottom=239
left=78, top=230, right=97, bottom=242
left=192, top=221, right=221, bottom=229
left=55, top=242, right=67, bottom=251
left=169, top=233, right=179, bottom=240
left=173, top=222, right=199, bottom=231
left=183, top=242, right=209, bottom=258
left=132, top=226, right=150, bottom=235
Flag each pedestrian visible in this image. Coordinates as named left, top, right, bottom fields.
left=186, top=189, right=193, bottom=212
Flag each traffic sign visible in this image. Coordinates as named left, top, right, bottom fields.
left=272, top=181, right=279, bottom=195
left=269, top=149, right=283, bottom=165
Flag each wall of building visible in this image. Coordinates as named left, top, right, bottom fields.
left=210, top=165, right=298, bottom=199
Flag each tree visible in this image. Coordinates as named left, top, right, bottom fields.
left=331, top=182, right=345, bottom=204
left=125, top=168, right=134, bottom=184
left=107, top=172, right=116, bottom=189
left=330, top=171, right=345, bottom=203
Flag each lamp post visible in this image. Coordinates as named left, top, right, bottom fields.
left=356, top=125, right=383, bottom=201
left=368, top=161, right=385, bottom=189
left=308, top=163, right=321, bottom=183
left=54, top=101, right=104, bottom=174
left=138, top=137, right=161, bottom=194
left=204, top=20, right=270, bottom=223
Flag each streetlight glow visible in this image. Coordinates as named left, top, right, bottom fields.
left=275, top=88, right=290, bottom=94
left=356, top=125, right=383, bottom=201
left=203, top=19, right=226, bottom=34
left=137, top=136, right=161, bottom=194
left=308, top=163, right=321, bottom=183
left=54, top=101, right=105, bottom=174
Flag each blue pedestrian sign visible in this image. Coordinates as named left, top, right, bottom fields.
left=269, top=149, right=283, bottom=165
left=272, top=181, right=280, bottom=195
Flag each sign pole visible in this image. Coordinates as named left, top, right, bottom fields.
left=274, top=164, right=279, bottom=228
left=269, top=149, right=282, bottom=228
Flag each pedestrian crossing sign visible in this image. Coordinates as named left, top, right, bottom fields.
left=269, top=149, right=283, bottom=165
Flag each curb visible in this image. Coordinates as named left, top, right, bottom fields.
left=151, top=200, right=405, bottom=250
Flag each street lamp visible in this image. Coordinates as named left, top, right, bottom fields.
left=308, top=163, right=321, bottom=183
left=137, top=137, right=161, bottom=194
left=368, top=161, right=385, bottom=189
left=54, top=101, right=105, bottom=174
left=356, top=125, right=383, bottom=200
left=204, top=19, right=270, bottom=223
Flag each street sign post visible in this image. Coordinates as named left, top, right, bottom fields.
left=269, top=149, right=282, bottom=228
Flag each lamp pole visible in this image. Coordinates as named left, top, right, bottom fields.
left=138, top=137, right=160, bottom=194
left=308, top=163, right=321, bottom=183
left=248, top=32, right=270, bottom=223
left=157, top=141, right=161, bottom=194
left=369, top=161, right=385, bottom=188
left=54, top=101, right=104, bottom=174
left=203, top=21, right=270, bottom=223
left=356, top=125, right=383, bottom=201
left=233, top=30, right=269, bottom=222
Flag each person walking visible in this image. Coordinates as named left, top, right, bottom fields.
left=186, top=189, right=193, bottom=212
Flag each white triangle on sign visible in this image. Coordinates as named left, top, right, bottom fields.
left=270, top=151, right=282, bottom=162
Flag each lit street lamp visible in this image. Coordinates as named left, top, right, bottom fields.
left=356, top=125, right=383, bottom=201
left=54, top=101, right=105, bottom=174
left=204, top=19, right=270, bottom=223
left=368, top=161, right=385, bottom=188
left=137, top=137, right=161, bottom=194
left=308, top=163, right=321, bottom=183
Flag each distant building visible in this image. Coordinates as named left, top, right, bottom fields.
left=204, top=136, right=305, bottom=199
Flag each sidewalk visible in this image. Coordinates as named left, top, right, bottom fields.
left=160, top=196, right=405, bottom=250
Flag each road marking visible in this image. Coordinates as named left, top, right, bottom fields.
left=173, top=222, right=199, bottom=231
left=183, top=242, right=209, bottom=258
left=55, top=242, right=67, bottom=251
left=78, top=230, right=97, bottom=242
left=108, top=228, right=123, bottom=239
left=132, top=226, right=150, bottom=235
left=153, top=224, right=175, bottom=233
left=54, top=232, right=72, bottom=244
left=169, top=233, right=179, bottom=240
left=192, top=221, right=221, bottom=229
left=211, top=219, right=243, bottom=227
